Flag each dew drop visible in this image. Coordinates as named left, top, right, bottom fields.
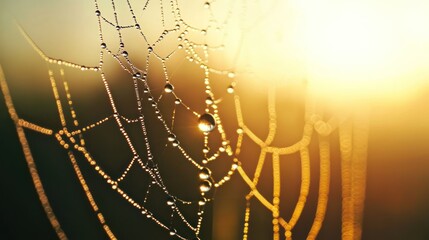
left=169, top=229, right=177, bottom=236
left=199, top=180, right=212, bottom=193
left=100, top=43, right=106, bottom=49
left=199, top=167, right=211, bottom=180
left=121, top=51, right=128, bottom=57
left=116, top=26, right=120, bottom=31
left=198, top=113, right=216, bottom=132
left=119, top=42, right=125, bottom=48
left=172, top=139, right=179, bottom=147
left=227, top=71, right=236, bottom=78
left=95, top=10, right=101, bottom=16
left=148, top=46, right=153, bottom=52
left=135, top=24, right=140, bottom=29
left=167, top=196, right=175, bottom=206
left=202, top=147, right=209, bottom=154
left=164, top=83, right=174, bottom=93
left=201, top=29, right=207, bottom=35
left=227, top=85, right=234, bottom=94
left=174, top=98, right=182, bottom=105
left=232, top=162, right=239, bottom=170
left=237, top=128, right=243, bottom=134
left=204, top=2, right=210, bottom=8
left=198, top=198, right=206, bottom=206
left=205, top=97, right=213, bottom=105
left=167, top=133, right=176, bottom=142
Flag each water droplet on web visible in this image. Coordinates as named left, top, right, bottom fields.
left=227, top=85, right=234, bottom=94
left=174, top=98, right=181, bottom=104
left=119, top=42, right=125, bottom=48
left=199, top=180, right=212, bottom=193
left=199, top=167, right=211, bottom=180
left=232, top=162, right=239, bottom=170
left=172, top=139, right=179, bottom=147
left=198, top=113, right=216, bottom=132
left=169, top=229, right=177, bottom=236
left=167, top=196, right=175, bottom=206
left=202, top=147, right=209, bottom=154
left=198, top=198, right=206, bottom=206
left=201, top=29, right=207, bottom=35
left=135, top=24, right=140, bottom=30
left=205, top=97, right=213, bottom=105
left=148, top=46, right=153, bottom=52
left=122, top=51, right=128, bottom=57
left=167, top=133, right=176, bottom=142
left=164, top=83, right=174, bottom=93
left=100, top=43, right=106, bottom=49
left=227, top=72, right=236, bottom=78
left=95, top=10, right=101, bottom=16
left=204, top=2, right=210, bottom=8
left=116, top=26, right=120, bottom=31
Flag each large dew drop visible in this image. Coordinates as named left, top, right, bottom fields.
left=164, top=83, right=174, bottom=93
left=199, top=180, right=212, bottom=193
left=199, top=167, right=211, bottom=180
left=198, top=113, right=216, bottom=132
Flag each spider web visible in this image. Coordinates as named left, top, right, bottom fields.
left=0, top=0, right=369, bottom=239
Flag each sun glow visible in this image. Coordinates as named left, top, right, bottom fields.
left=229, top=0, right=429, bottom=103
left=301, top=0, right=429, bottom=102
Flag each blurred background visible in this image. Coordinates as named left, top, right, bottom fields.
left=1, top=0, right=429, bottom=239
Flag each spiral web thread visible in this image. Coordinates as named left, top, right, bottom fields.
left=0, top=0, right=369, bottom=239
